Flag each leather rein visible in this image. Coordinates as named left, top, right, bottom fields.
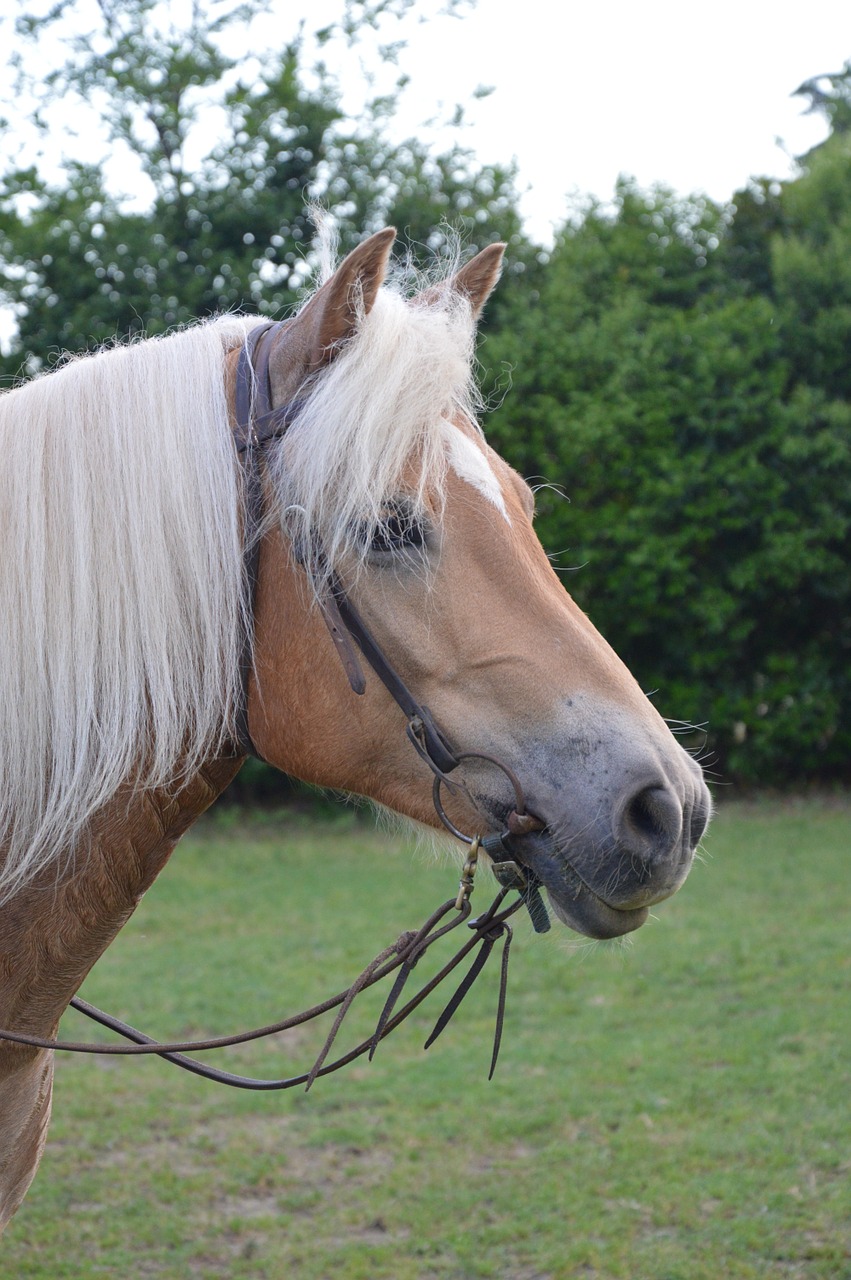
left=0, top=320, right=551, bottom=1089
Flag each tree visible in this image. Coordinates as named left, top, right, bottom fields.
left=793, top=59, right=851, bottom=156
left=767, top=135, right=851, bottom=403
left=725, top=59, right=851, bottom=397
left=0, top=0, right=527, bottom=375
left=482, top=178, right=851, bottom=784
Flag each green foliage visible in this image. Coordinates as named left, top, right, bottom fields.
left=0, top=0, right=523, bottom=374
left=793, top=57, right=851, bottom=154
left=484, top=176, right=851, bottom=785
left=771, top=133, right=851, bottom=399
left=2, top=8, right=850, bottom=788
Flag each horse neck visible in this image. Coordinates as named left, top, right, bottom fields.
left=0, top=754, right=241, bottom=1231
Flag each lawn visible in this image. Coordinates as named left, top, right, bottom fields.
left=4, top=797, right=850, bottom=1279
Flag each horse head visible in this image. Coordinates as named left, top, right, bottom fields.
left=241, top=229, right=711, bottom=939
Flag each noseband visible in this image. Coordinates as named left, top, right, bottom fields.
left=0, top=322, right=553, bottom=1089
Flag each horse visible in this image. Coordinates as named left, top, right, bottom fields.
left=0, top=227, right=710, bottom=1228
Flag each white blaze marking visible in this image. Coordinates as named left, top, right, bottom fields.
left=440, top=420, right=510, bottom=522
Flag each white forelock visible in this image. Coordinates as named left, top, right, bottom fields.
left=268, top=278, right=483, bottom=588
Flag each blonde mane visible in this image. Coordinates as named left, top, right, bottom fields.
left=0, top=249, right=481, bottom=903
left=0, top=318, right=258, bottom=903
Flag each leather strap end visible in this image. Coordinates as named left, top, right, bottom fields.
left=319, top=596, right=367, bottom=695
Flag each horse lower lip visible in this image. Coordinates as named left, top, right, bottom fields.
left=546, top=884, right=649, bottom=940
left=506, top=832, right=649, bottom=940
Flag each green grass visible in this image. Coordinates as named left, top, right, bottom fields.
left=4, top=797, right=851, bottom=1279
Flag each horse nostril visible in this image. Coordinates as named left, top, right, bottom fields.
left=617, top=784, right=683, bottom=862
left=689, top=792, right=711, bottom=849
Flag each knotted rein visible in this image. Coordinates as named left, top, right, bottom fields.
left=0, top=320, right=552, bottom=1089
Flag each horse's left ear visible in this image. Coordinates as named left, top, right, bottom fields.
left=444, top=242, right=506, bottom=319
left=303, top=227, right=397, bottom=371
left=268, top=227, right=397, bottom=403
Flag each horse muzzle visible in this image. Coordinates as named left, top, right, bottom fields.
left=473, top=755, right=712, bottom=941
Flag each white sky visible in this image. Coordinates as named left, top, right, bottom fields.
left=352, top=0, right=851, bottom=242
left=1, top=0, right=850, bottom=250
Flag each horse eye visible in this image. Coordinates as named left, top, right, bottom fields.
left=369, top=504, right=426, bottom=557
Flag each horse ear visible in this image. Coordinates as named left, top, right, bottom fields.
left=266, top=227, right=396, bottom=403
left=418, top=242, right=506, bottom=320
left=303, top=227, right=397, bottom=372
left=449, top=242, right=506, bottom=317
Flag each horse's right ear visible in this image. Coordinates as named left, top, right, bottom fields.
left=446, top=242, right=505, bottom=319
left=269, top=229, right=397, bottom=400
left=415, top=241, right=506, bottom=320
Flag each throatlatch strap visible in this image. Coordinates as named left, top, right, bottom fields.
left=232, top=323, right=278, bottom=756
left=231, top=323, right=459, bottom=774
left=330, top=582, right=460, bottom=777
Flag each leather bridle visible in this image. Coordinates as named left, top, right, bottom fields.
left=0, top=322, right=553, bottom=1088
left=230, top=319, right=464, bottom=780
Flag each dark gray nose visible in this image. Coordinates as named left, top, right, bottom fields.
left=619, top=783, right=684, bottom=861
left=605, top=778, right=709, bottom=906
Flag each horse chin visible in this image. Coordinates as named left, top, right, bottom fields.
left=503, top=831, right=650, bottom=941
left=545, top=881, right=649, bottom=940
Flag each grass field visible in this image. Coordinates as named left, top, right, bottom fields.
left=4, top=796, right=850, bottom=1279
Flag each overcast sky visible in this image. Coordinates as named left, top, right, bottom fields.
left=329, top=0, right=851, bottom=242
left=2, top=0, right=850, bottom=247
